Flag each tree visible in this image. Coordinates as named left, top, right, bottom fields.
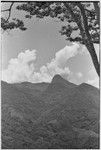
left=1, top=2, right=27, bottom=31
left=1, top=2, right=100, bottom=76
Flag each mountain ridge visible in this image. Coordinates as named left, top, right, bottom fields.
left=1, top=75, right=100, bottom=149
left=1, top=74, right=99, bottom=89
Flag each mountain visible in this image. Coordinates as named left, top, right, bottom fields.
left=45, top=74, right=77, bottom=94
left=1, top=75, right=100, bottom=149
left=52, top=74, right=76, bottom=87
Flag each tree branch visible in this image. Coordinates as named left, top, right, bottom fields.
left=93, top=2, right=100, bottom=25
left=65, top=2, right=100, bottom=76
left=76, top=3, right=90, bottom=39
left=65, top=3, right=86, bottom=43
left=1, top=9, right=10, bottom=12
left=1, top=2, right=14, bottom=22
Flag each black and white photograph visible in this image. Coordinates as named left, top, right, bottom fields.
left=1, top=1, right=100, bottom=149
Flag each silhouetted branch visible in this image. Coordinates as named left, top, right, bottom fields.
left=1, top=2, right=14, bottom=22
left=93, top=2, right=100, bottom=25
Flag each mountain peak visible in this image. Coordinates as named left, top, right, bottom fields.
left=51, top=74, right=65, bottom=83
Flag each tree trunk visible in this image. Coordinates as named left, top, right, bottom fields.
left=76, top=3, right=100, bottom=77
left=85, top=42, right=100, bottom=77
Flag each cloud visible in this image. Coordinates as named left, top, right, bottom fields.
left=31, top=43, right=79, bottom=82
left=2, top=43, right=80, bottom=83
left=87, top=77, right=99, bottom=88
left=76, top=72, right=83, bottom=78
left=86, top=67, right=99, bottom=88
left=55, top=43, right=79, bottom=67
left=2, top=50, right=37, bottom=83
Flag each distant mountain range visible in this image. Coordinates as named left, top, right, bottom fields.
left=1, top=74, right=100, bottom=149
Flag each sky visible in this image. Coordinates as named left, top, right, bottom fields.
left=1, top=2, right=99, bottom=88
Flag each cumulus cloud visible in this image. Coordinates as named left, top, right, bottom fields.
left=86, top=67, right=99, bottom=88
left=76, top=72, right=83, bottom=78
left=55, top=43, right=79, bottom=67
left=87, top=77, right=99, bottom=88
left=31, top=43, right=80, bottom=82
left=2, top=50, right=37, bottom=83
left=2, top=43, right=80, bottom=83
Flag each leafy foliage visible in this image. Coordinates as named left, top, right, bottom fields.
left=6, top=2, right=99, bottom=45
left=1, top=17, right=27, bottom=31
left=1, top=2, right=99, bottom=44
